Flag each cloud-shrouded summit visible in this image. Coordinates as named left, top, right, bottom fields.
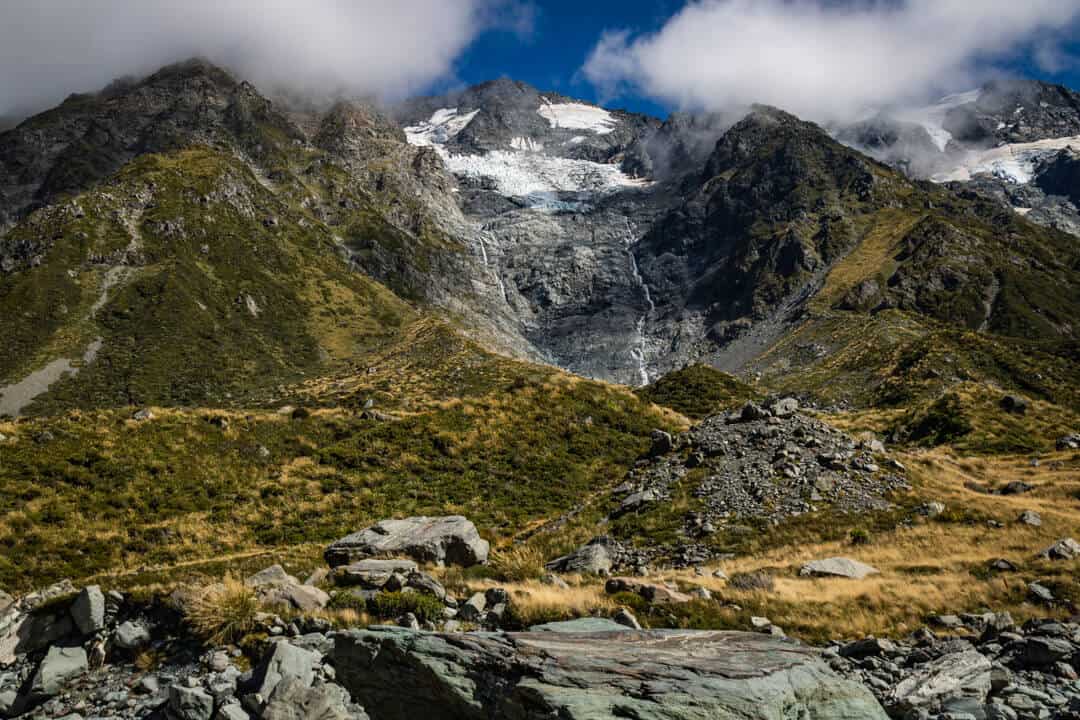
left=0, top=0, right=523, bottom=116
left=583, top=0, right=1080, bottom=122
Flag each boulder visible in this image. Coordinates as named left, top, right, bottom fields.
left=1000, top=395, right=1029, bottom=415
left=115, top=620, right=152, bottom=650
left=71, top=585, right=105, bottom=636
left=648, top=430, right=674, bottom=456
left=888, top=649, right=991, bottom=715
left=739, top=402, right=771, bottom=422
left=329, top=627, right=888, bottom=719
left=246, top=565, right=300, bottom=589
left=456, top=593, right=487, bottom=622
left=325, top=516, right=489, bottom=568
left=1057, top=434, right=1080, bottom=451
left=29, top=645, right=88, bottom=699
left=265, top=584, right=331, bottom=613
left=262, top=679, right=369, bottom=720
left=545, top=537, right=614, bottom=575
left=333, top=559, right=419, bottom=588
left=167, top=684, right=214, bottom=720
left=769, top=398, right=800, bottom=418
left=604, top=578, right=691, bottom=605
left=799, top=558, right=880, bottom=580
left=1017, top=510, right=1041, bottom=527
left=1039, top=538, right=1080, bottom=560
left=248, top=642, right=320, bottom=702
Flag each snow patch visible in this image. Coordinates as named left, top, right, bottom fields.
left=537, top=98, right=617, bottom=135
left=567, top=136, right=588, bottom=145
left=404, top=108, right=480, bottom=147
left=931, top=135, right=1080, bottom=184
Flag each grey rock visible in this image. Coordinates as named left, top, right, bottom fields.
left=115, top=620, right=152, bottom=650
left=71, top=585, right=106, bottom=636
left=769, top=398, right=800, bottom=418
left=263, top=584, right=331, bottom=612
left=888, top=650, right=991, bottom=714
left=405, top=572, right=446, bottom=601
left=218, top=702, right=250, bottom=720
left=799, top=557, right=880, bottom=580
left=456, top=593, right=487, bottom=622
left=1028, top=581, right=1055, bottom=604
left=740, top=402, right=772, bottom=422
left=530, top=618, right=631, bottom=633
left=1021, top=636, right=1073, bottom=667
left=839, top=637, right=897, bottom=659
left=1018, top=510, right=1042, bottom=526
left=333, top=559, right=419, bottom=588
left=167, top=684, right=214, bottom=720
left=325, top=516, right=489, bottom=567
left=30, top=646, right=89, bottom=699
left=539, top=574, right=570, bottom=589
left=246, top=565, right=300, bottom=589
left=649, top=430, right=674, bottom=456
left=262, top=679, right=369, bottom=720
left=545, top=537, right=614, bottom=575
left=250, top=642, right=320, bottom=701
left=1039, top=538, right=1080, bottom=560
left=330, top=627, right=887, bottom=718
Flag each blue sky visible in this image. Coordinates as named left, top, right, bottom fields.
left=453, top=0, right=680, bottom=116
left=448, top=0, right=1080, bottom=120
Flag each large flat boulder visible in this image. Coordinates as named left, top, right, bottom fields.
left=329, top=627, right=887, bottom=719
left=324, top=516, right=489, bottom=568
left=800, top=558, right=880, bottom=580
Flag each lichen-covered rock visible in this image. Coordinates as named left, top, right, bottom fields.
left=329, top=626, right=888, bottom=719
left=887, top=649, right=991, bottom=715
left=545, top=537, right=614, bottom=575
left=325, top=516, right=489, bottom=567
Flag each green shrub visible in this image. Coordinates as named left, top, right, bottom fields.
left=849, top=528, right=871, bottom=546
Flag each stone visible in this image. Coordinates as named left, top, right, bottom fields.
left=30, top=646, right=89, bottom=699
left=115, top=620, right=152, bottom=650
left=1028, top=582, right=1055, bottom=604
left=1039, top=538, right=1080, bottom=560
left=266, top=584, right=331, bottom=612
left=0, top=591, right=11, bottom=615
left=330, top=627, right=887, bottom=719
left=456, top=593, right=487, bottom=622
left=604, top=577, right=692, bottom=604
left=988, top=558, right=1017, bottom=572
left=246, top=565, right=300, bottom=589
left=648, top=429, right=674, bottom=456
left=167, top=684, right=214, bottom=720
left=739, top=402, right=771, bottom=422
left=334, top=559, right=419, bottom=588
left=1017, top=510, right=1041, bottom=526
left=405, top=572, right=446, bottom=601
left=1022, top=636, right=1074, bottom=667
left=71, top=585, right=106, bottom=636
left=218, top=702, right=250, bottom=720
left=612, top=609, right=642, bottom=630
left=839, top=637, right=897, bottom=659
left=799, top=557, right=880, bottom=580
left=261, top=678, right=369, bottom=720
left=1056, top=434, right=1080, bottom=451
left=132, top=408, right=154, bottom=422
left=769, top=398, right=799, bottom=418
left=250, top=642, right=320, bottom=701
left=545, top=537, right=614, bottom=576
left=325, top=516, right=489, bottom=568
left=918, top=502, right=946, bottom=518
left=1000, top=481, right=1033, bottom=495
left=888, top=650, right=991, bottom=714
left=539, top=574, right=569, bottom=589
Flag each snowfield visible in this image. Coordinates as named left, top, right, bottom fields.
left=404, top=108, right=479, bottom=147
left=403, top=101, right=645, bottom=211
left=931, top=135, right=1080, bottom=184
left=442, top=149, right=649, bottom=211
left=537, top=98, right=618, bottom=135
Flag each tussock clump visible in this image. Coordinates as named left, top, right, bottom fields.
left=184, top=576, right=260, bottom=645
left=491, top=545, right=546, bottom=582
left=728, top=571, right=775, bottom=593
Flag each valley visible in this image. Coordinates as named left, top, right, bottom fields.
left=0, top=59, right=1078, bottom=719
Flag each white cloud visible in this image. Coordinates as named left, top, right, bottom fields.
left=0, top=0, right=519, bottom=115
left=583, top=0, right=1080, bottom=122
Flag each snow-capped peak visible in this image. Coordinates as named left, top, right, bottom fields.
left=537, top=98, right=618, bottom=135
